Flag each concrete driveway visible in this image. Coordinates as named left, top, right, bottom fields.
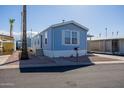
left=0, top=55, right=10, bottom=65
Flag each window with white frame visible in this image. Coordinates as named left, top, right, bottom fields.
left=37, top=39, right=39, bottom=45
left=72, top=32, right=78, bottom=44
left=65, top=31, right=71, bottom=44
left=63, top=30, right=79, bottom=45
left=45, top=32, right=48, bottom=44
left=35, top=40, right=36, bottom=45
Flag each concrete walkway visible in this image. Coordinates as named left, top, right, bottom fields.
left=0, top=55, right=10, bottom=65
left=94, top=53, right=124, bottom=60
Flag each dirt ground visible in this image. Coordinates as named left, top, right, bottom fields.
left=0, top=51, right=122, bottom=67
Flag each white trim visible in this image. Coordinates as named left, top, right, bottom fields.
left=43, top=49, right=87, bottom=57
left=1, top=40, right=14, bottom=43
left=62, top=29, right=80, bottom=46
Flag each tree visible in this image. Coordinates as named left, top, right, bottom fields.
left=21, top=5, right=29, bottom=60
left=9, top=18, right=15, bottom=37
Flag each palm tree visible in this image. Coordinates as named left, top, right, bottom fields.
left=21, top=5, right=29, bottom=60
left=9, top=18, right=15, bottom=37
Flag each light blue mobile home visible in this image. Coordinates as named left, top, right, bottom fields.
left=32, top=20, right=89, bottom=57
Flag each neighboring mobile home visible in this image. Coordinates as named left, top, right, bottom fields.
left=0, top=34, right=14, bottom=55
left=32, top=20, right=89, bottom=57
left=88, top=38, right=124, bottom=55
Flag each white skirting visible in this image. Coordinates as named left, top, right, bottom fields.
left=43, top=50, right=87, bottom=57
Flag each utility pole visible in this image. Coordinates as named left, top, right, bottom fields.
left=105, top=27, right=107, bottom=39
left=30, top=28, right=32, bottom=48
left=112, top=32, right=114, bottom=37
left=105, top=27, right=107, bottom=52
left=21, top=5, right=29, bottom=60
left=21, top=12, right=23, bottom=41
left=117, top=31, right=119, bottom=37
left=99, top=33, right=101, bottom=38
left=31, top=29, right=32, bottom=38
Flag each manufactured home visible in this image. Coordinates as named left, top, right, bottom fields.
left=88, top=38, right=124, bottom=55
left=32, top=20, right=89, bottom=57
left=0, top=34, right=14, bottom=55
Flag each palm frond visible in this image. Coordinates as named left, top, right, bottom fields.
left=9, top=18, right=15, bottom=24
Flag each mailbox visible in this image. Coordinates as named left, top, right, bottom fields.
left=74, top=47, right=79, bottom=62
left=74, top=47, right=79, bottom=51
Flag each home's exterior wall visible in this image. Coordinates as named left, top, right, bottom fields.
left=99, top=40, right=105, bottom=52
left=43, top=23, right=87, bottom=57
left=32, top=28, right=53, bottom=55
left=52, top=23, right=87, bottom=51
left=31, top=35, right=40, bottom=54
left=32, top=23, right=88, bottom=57
left=42, top=28, right=52, bottom=50
left=89, top=39, right=124, bottom=55
left=105, top=40, right=112, bottom=52
left=89, top=40, right=99, bottom=52
left=88, top=40, right=113, bottom=53
left=32, top=34, right=41, bottom=50
left=0, top=35, right=14, bottom=55
left=43, top=50, right=86, bottom=57
left=32, top=29, right=52, bottom=47
left=119, top=39, right=124, bottom=54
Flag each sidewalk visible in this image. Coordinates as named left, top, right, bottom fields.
left=5, top=51, right=20, bottom=65
left=0, top=51, right=20, bottom=69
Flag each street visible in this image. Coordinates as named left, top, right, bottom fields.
left=0, top=63, right=124, bottom=88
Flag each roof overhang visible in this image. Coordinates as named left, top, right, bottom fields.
left=51, top=20, right=89, bottom=31
left=34, top=20, right=89, bottom=37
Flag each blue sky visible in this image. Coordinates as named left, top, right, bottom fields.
left=0, top=5, right=124, bottom=40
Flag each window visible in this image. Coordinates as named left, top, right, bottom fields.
left=65, top=31, right=71, bottom=44
left=37, top=39, right=39, bottom=45
left=63, top=30, right=79, bottom=45
left=72, top=32, right=78, bottom=44
left=45, top=39, right=47, bottom=44
left=45, top=32, right=48, bottom=44
left=35, top=40, right=36, bottom=45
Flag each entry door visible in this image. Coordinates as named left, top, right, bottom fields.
left=112, top=39, right=119, bottom=53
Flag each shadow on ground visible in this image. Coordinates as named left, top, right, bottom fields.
left=19, top=64, right=94, bottom=73
left=19, top=53, right=94, bottom=73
